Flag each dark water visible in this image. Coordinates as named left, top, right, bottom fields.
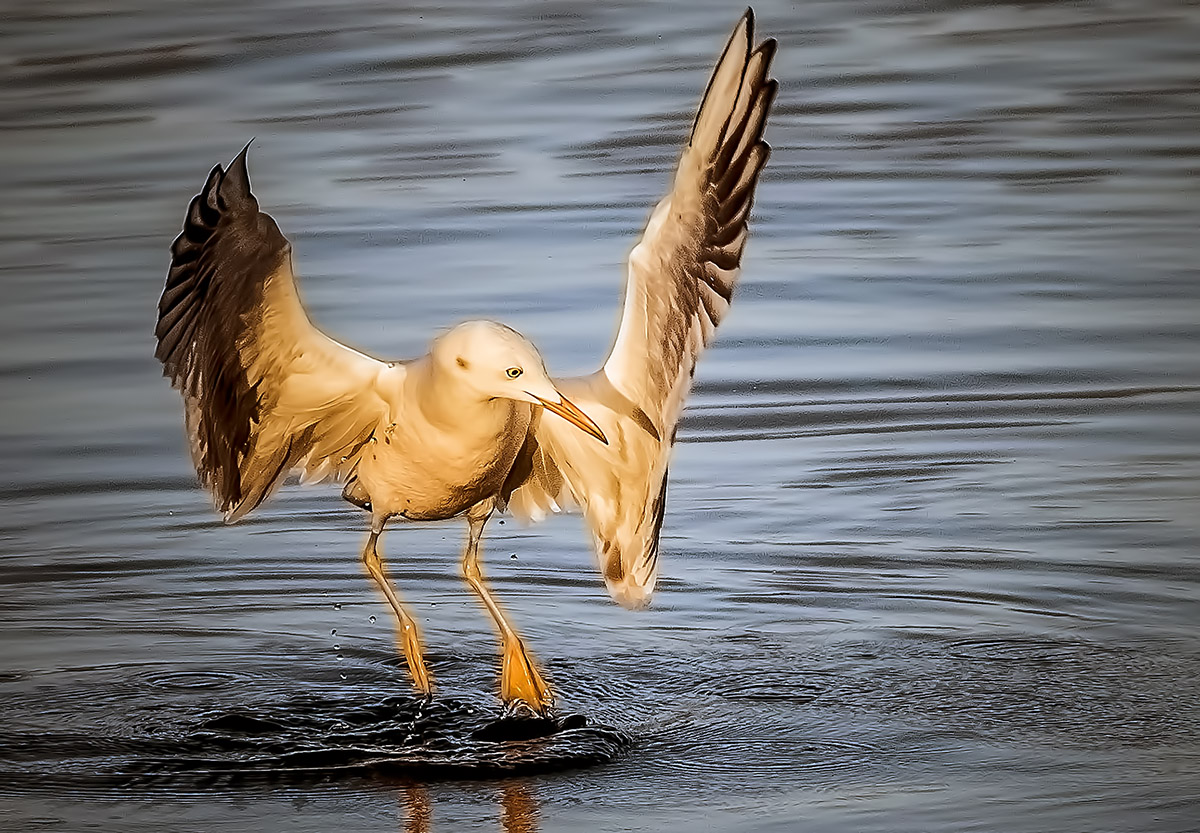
left=3, top=0, right=1199, bottom=830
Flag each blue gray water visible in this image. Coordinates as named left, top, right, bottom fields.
left=2, top=1, right=1199, bottom=830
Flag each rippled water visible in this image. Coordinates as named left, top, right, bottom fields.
left=3, top=1, right=1199, bottom=830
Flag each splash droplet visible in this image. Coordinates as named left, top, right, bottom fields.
left=369, top=615, right=377, bottom=624
left=331, top=629, right=337, bottom=636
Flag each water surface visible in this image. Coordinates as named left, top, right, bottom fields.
left=2, top=1, right=1199, bottom=831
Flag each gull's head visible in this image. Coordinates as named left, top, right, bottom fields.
left=434, top=321, right=608, bottom=444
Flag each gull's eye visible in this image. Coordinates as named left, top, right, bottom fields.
left=505, top=367, right=523, bottom=379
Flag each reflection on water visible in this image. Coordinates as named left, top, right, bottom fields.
left=499, top=782, right=538, bottom=833
left=404, top=786, right=433, bottom=833
left=401, top=782, right=538, bottom=833
left=2, top=0, right=1200, bottom=831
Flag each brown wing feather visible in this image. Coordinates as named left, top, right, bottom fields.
left=155, top=145, right=391, bottom=520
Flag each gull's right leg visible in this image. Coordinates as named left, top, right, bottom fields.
left=459, top=500, right=554, bottom=715
left=360, top=517, right=432, bottom=695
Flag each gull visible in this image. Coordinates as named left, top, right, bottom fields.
left=154, top=9, right=776, bottom=715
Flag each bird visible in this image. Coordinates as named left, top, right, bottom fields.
left=154, top=9, right=776, bottom=716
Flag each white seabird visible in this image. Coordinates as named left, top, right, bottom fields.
left=155, top=9, right=777, bottom=714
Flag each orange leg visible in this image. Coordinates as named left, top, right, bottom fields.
left=460, top=501, right=554, bottom=715
left=361, top=520, right=433, bottom=695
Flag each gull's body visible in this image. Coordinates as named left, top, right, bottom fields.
left=343, top=327, right=536, bottom=523
left=155, top=10, right=777, bottom=714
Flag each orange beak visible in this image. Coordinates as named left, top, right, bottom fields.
left=531, top=394, right=608, bottom=445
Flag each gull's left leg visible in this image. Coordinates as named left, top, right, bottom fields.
left=460, top=499, right=554, bottom=715
left=361, top=516, right=433, bottom=695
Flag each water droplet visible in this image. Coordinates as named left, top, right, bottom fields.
left=340, top=673, right=347, bottom=680
left=369, top=615, right=376, bottom=624
left=333, top=603, right=342, bottom=610
left=336, top=653, right=343, bottom=660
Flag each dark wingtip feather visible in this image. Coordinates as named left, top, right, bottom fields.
left=224, top=140, right=256, bottom=206
left=755, top=36, right=778, bottom=66
left=690, top=10, right=754, bottom=139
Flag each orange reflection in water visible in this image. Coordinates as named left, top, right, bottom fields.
left=499, top=781, right=539, bottom=833
left=400, top=781, right=539, bottom=833
left=403, top=785, right=433, bottom=833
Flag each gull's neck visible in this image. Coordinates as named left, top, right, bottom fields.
left=409, top=355, right=512, bottom=435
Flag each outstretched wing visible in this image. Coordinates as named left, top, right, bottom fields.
left=605, top=10, right=776, bottom=433
left=155, top=145, right=395, bottom=522
left=505, top=11, right=777, bottom=608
